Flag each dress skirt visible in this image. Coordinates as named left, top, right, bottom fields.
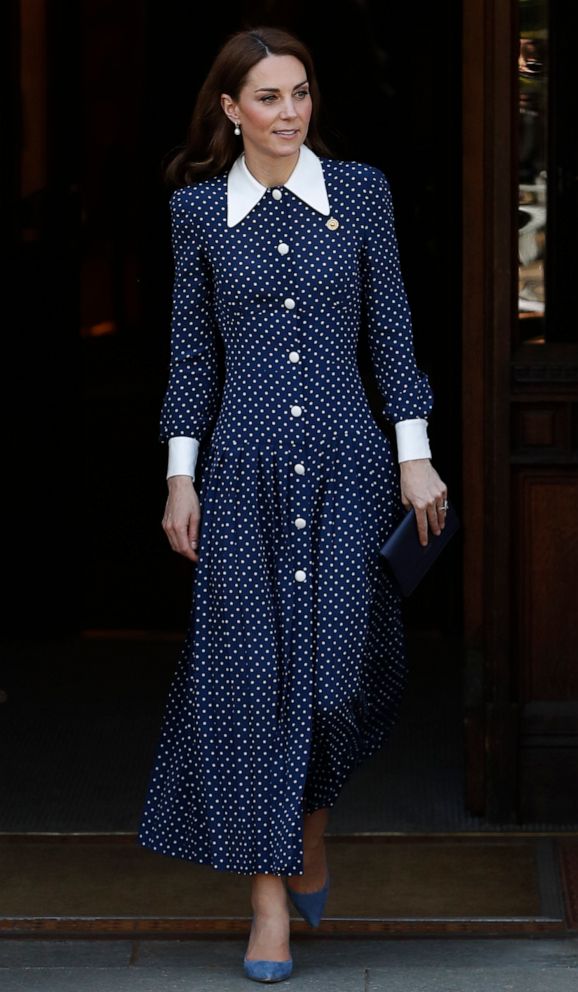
left=137, top=426, right=408, bottom=876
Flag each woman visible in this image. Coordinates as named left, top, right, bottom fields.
left=137, top=24, right=448, bottom=984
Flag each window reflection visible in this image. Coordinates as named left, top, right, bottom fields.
left=518, top=1, right=548, bottom=343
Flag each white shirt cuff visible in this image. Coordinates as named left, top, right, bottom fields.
left=167, top=436, right=200, bottom=479
left=395, top=418, right=432, bottom=463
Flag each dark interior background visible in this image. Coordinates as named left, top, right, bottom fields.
left=8, top=0, right=463, bottom=639
left=5, top=0, right=578, bottom=842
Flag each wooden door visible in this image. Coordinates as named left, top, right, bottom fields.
left=462, top=0, right=578, bottom=824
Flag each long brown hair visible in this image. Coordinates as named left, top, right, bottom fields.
left=163, top=25, right=337, bottom=189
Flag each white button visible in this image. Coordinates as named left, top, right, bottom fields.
left=284, top=297, right=295, bottom=309
left=295, top=517, right=306, bottom=529
left=294, top=463, right=305, bottom=474
left=291, top=405, right=302, bottom=417
left=295, top=569, right=306, bottom=582
left=272, top=188, right=283, bottom=200
left=288, top=351, right=300, bottom=363
left=278, top=243, right=289, bottom=255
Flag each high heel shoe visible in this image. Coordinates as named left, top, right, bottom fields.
left=243, top=956, right=293, bottom=983
left=243, top=916, right=293, bottom=983
left=286, top=869, right=330, bottom=928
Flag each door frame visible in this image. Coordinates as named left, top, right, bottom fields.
left=462, top=0, right=520, bottom=820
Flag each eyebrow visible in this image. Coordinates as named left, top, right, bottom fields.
left=254, top=80, right=309, bottom=93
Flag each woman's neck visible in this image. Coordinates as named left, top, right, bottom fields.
left=242, top=147, right=301, bottom=188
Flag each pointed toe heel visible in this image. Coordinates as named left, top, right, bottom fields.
left=286, top=870, right=330, bottom=928
left=243, top=955, right=293, bottom=982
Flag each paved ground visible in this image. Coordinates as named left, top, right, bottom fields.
left=0, top=936, right=577, bottom=991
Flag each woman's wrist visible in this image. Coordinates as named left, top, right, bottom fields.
left=167, top=474, right=194, bottom=486
left=400, top=457, right=431, bottom=467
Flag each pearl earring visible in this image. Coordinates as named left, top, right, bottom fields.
left=233, top=121, right=241, bottom=135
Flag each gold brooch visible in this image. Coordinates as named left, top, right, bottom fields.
left=326, top=216, right=340, bottom=230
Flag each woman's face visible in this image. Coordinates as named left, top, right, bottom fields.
left=222, top=54, right=312, bottom=160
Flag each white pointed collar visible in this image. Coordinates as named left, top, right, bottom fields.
left=226, top=142, right=330, bottom=227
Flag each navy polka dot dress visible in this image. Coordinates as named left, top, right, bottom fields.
left=137, top=142, right=434, bottom=876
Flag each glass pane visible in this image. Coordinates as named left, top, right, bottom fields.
left=518, top=0, right=548, bottom=344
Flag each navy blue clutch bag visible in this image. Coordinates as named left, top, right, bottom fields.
left=379, top=500, right=461, bottom=596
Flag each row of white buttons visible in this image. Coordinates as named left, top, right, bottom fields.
left=272, top=191, right=307, bottom=580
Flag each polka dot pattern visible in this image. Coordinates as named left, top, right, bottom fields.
left=137, top=154, right=434, bottom=876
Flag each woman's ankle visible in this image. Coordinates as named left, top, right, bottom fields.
left=303, top=806, right=330, bottom=843
left=249, top=874, right=290, bottom=916
left=287, top=836, right=328, bottom=892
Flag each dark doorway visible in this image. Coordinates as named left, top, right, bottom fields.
left=6, top=1, right=469, bottom=850
left=78, top=0, right=463, bottom=636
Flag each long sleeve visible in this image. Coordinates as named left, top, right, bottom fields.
left=159, top=188, right=221, bottom=456
left=360, top=169, right=434, bottom=463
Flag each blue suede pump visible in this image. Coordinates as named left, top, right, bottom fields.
left=286, top=870, right=330, bottom=927
left=243, top=954, right=293, bottom=982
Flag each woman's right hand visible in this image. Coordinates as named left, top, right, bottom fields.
left=162, top=476, right=201, bottom=562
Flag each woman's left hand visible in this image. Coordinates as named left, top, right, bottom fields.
left=399, top=458, right=448, bottom=547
